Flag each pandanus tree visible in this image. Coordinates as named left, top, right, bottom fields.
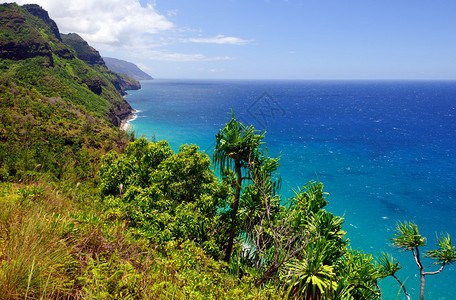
left=281, top=239, right=338, bottom=300
left=386, top=221, right=456, bottom=300
left=377, top=252, right=410, bottom=300
left=213, top=112, right=265, bottom=262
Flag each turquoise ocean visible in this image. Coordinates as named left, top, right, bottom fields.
left=125, top=79, right=456, bottom=299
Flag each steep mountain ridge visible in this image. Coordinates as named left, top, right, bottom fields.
left=62, top=33, right=141, bottom=94
left=0, top=3, right=136, bottom=180
left=23, top=3, right=62, bottom=42
left=0, top=3, right=137, bottom=126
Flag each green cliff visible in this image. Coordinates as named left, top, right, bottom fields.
left=0, top=3, right=137, bottom=127
left=0, top=3, right=136, bottom=181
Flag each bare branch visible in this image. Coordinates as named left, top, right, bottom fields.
left=423, top=263, right=445, bottom=276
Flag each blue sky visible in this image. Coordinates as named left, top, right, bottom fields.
left=14, top=0, right=456, bottom=79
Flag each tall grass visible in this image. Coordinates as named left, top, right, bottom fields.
left=0, top=186, right=73, bottom=299
left=0, top=180, right=282, bottom=299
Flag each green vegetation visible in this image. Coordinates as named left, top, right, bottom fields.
left=0, top=77, right=132, bottom=181
left=0, top=3, right=135, bottom=126
left=0, top=2, right=137, bottom=181
left=0, top=180, right=279, bottom=299
left=96, top=117, right=385, bottom=299
left=213, top=112, right=267, bottom=262
left=99, top=138, right=231, bottom=257
left=377, top=222, right=456, bottom=300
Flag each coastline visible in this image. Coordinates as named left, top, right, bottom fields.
left=120, top=110, right=138, bottom=131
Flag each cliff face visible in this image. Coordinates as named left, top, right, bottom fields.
left=23, top=4, right=61, bottom=41
left=61, top=33, right=105, bottom=66
left=61, top=33, right=141, bottom=94
left=0, top=3, right=135, bottom=127
left=0, top=4, right=73, bottom=63
left=0, top=6, right=53, bottom=62
left=113, top=73, right=142, bottom=93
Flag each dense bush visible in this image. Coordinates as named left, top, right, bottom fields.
left=99, top=138, right=232, bottom=258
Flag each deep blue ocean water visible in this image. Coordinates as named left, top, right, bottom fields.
left=125, top=79, right=456, bottom=299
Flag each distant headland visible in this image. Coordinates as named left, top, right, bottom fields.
left=103, top=57, right=153, bottom=81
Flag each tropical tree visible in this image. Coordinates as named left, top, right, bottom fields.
left=213, top=113, right=382, bottom=298
left=213, top=112, right=265, bottom=262
left=281, top=246, right=337, bottom=300
left=336, top=250, right=381, bottom=299
left=377, top=252, right=410, bottom=300
left=250, top=180, right=350, bottom=289
left=389, top=221, right=456, bottom=300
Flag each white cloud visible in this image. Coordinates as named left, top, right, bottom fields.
left=199, top=68, right=225, bottom=73
left=167, top=9, right=178, bottom=18
left=189, top=34, right=253, bottom=45
left=14, top=0, right=174, bottom=46
left=129, top=49, right=232, bottom=62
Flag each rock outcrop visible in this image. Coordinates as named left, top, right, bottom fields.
left=23, top=4, right=61, bottom=41
left=0, top=6, right=53, bottom=62
left=61, top=33, right=105, bottom=66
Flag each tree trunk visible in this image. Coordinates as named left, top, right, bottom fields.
left=224, top=159, right=242, bottom=262
left=255, top=263, right=279, bottom=287
left=420, top=271, right=425, bottom=300
left=413, top=247, right=425, bottom=300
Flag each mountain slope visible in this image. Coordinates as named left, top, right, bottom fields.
left=104, top=56, right=153, bottom=81
left=0, top=3, right=136, bottom=126
left=0, top=3, right=136, bottom=180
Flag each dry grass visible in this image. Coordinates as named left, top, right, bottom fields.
left=0, top=181, right=281, bottom=299
left=0, top=193, right=73, bottom=299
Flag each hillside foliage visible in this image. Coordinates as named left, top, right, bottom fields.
left=0, top=3, right=136, bottom=126
left=0, top=77, right=132, bottom=181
